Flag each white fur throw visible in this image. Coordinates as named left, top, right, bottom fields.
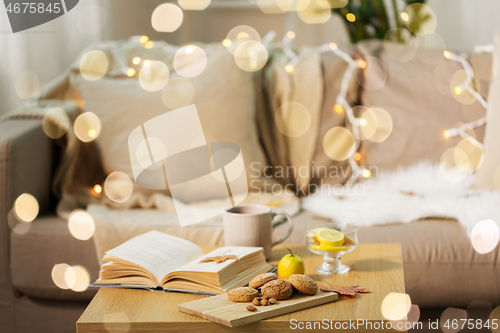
left=302, top=162, right=500, bottom=233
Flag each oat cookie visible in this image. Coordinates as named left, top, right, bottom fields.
left=261, top=279, right=293, bottom=301
left=249, top=273, right=278, bottom=289
left=227, top=287, right=260, bottom=302
left=288, top=274, right=318, bottom=295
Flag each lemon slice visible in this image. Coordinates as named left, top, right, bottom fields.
left=318, top=243, right=349, bottom=253
left=316, top=229, right=344, bottom=246
left=306, top=227, right=330, bottom=238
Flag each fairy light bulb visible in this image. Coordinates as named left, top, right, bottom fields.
left=444, top=130, right=450, bottom=139
left=285, top=64, right=294, bottom=73
left=145, top=41, right=154, bottom=49
left=333, top=104, right=344, bottom=114
left=444, top=51, right=451, bottom=59
left=329, top=43, right=337, bottom=50
left=143, top=60, right=151, bottom=67
left=139, top=36, right=149, bottom=44
left=454, top=86, right=462, bottom=95
left=132, top=57, right=141, bottom=65
left=363, top=169, right=371, bottom=178
left=93, top=184, right=102, bottom=194
left=286, top=31, right=296, bottom=39
left=185, top=45, right=194, bottom=54
left=400, top=12, right=409, bottom=22
left=126, top=68, right=136, bottom=77
left=354, top=152, right=361, bottom=161
left=87, top=129, right=96, bottom=138
left=222, top=39, right=231, bottom=47
left=360, top=119, right=367, bottom=126
left=358, top=59, right=367, bottom=69
left=346, top=13, right=356, bottom=22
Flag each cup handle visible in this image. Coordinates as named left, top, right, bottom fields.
left=271, top=211, right=294, bottom=246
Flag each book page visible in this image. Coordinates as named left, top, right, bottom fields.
left=105, top=230, right=204, bottom=283
left=173, top=246, right=263, bottom=274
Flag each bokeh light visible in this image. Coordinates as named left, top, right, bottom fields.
left=404, top=3, right=437, bottom=35
left=274, top=101, right=311, bottom=138
left=68, top=210, right=95, bottom=241
left=322, top=126, right=356, bottom=161
left=126, top=68, right=136, bottom=77
left=162, top=77, right=195, bottom=109
left=15, top=71, right=39, bottom=99
left=42, top=107, right=70, bottom=139
left=226, top=25, right=261, bottom=54
left=66, top=265, right=90, bottom=292
left=139, top=36, right=149, bottom=44
left=139, top=60, right=170, bottom=92
left=333, top=104, right=344, bottom=114
left=79, top=50, right=108, bottom=81
left=173, top=45, right=207, bottom=78
left=13, top=193, right=39, bottom=223
left=104, top=171, right=134, bottom=203
left=491, top=306, right=500, bottom=333
left=355, top=56, right=387, bottom=90
left=390, top=304, right=420, bottom=331
left=178, top=0, right=211, bottom=10
left=470, top=219, right=499, bottom=254
left=136, top=138, right=167, bottom=170
left=297, top=0, right=331, bottom=24
left=381, top=293, right=412, bottom=321
left=440, top=147, right=469, bottom=183
left=132, top=57, right=141, bottom=65
left=233, top=41, right=268, bottom=72
left=440, top=307, right=467, bottom=333
left=384, top=28, right=416, bottom=63
left=455, top=137, right=483, bottom=173
left=151, top=3, right=183, bottom=32
left=360, top=107, right=393, bottom=143
left=145, top=41, right=154, bottom=49
left=74, top=112, right=101, bottom=142
left=52, top=263, right=72, bottom=289
left=77, top=5, right=106, bottom=34
left=94, top=184, right=102, bottom=194
left=450, top=69, right=479, bottom=105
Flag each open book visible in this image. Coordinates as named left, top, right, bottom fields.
left=92, top=230, right=273, bottom=295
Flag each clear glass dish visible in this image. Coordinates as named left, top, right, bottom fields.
left=306, top=222, right=358, bottom=274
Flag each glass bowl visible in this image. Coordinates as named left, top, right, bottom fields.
left=306, top=221, right=358, bottom=274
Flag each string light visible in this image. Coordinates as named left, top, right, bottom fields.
left=333, top=104, right=344, bottom=114
left=285, top=64, right=294, bottom=73
left=93, top=184, right=102, bottom=194
left=126, top=68, right=136, bottom=77
left=346, top=13, right=356, bottom=22
left=363, top=169, right=371, bottom=178
left=358, top=59, right=367, bottom=69
left=443, top=47, right=490, bottom=144
left=132, top=57, right=141, bottom=65
left=222, top=39, right=231, bottom=47
left=145, top=41, right=154, bottom=49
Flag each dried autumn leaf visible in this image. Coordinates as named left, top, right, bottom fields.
left=199, top=255, right=238, bottom=264
left=319, top=283, right=371, bottom=296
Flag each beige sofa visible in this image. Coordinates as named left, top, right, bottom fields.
left=1, top=119, right=499, bottom=333
left=2, top=39, right=500, bottom=333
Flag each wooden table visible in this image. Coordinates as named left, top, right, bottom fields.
left=77, top=243, right=405, bottom=332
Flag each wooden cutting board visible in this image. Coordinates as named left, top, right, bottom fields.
left=178, top=290, right=338, bottom=327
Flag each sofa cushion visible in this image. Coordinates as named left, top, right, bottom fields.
left=357, top=40, right=488, bottom=171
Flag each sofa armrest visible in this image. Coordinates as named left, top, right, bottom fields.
left=0, top=118, right=55, bottom=309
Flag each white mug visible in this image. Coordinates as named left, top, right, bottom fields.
left=222, top=204, right=294, bottom=260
